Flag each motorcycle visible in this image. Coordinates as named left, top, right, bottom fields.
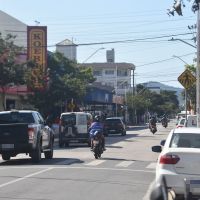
left=162, top=120, right=168, bottom=128
left=91, top=131, right=103, bottom=159
left=150, top=124, right=157, bottom=134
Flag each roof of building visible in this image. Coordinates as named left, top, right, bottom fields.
left=81, top=62, right=135, bottom=70
left=0, top=10, right=27, bottom=27
left=56, top=39, right=77, bottom=46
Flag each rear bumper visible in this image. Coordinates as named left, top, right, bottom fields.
left=59, top=132, right=90, bottom=143
left=156, top=169, right=200, bottom=195
left=0, top=143, right=33, bottom=154
left=104, top=128, right=125, bottom=134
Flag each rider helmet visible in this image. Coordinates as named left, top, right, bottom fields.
left=94, top=115, right=100, bottom=122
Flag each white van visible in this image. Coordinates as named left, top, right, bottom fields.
left=185, top=115, right=197, bottom=127
left=58, top=112, right=91, bottom=147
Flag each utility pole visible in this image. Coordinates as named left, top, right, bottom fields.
left=197, top=4, right=200, bottom=127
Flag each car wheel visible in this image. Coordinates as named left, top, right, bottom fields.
left=44, top=139, right=54, bottom=159
left=1, top=154, right=11, bottom=161
left=31, top=141, right=42, bottom=163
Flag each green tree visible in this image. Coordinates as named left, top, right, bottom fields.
left=184, top=65, right=196, bottom=112
left=0, top=33, right=26, bottom=110
left=126, top=86, right=179, bottom=124
left=25, top=52, right=95, bottom=116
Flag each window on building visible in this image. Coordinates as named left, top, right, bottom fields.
left=117, top=81, right=128, bottom=89
left=105, top=70, right=114, bottom=75
left=93, top=70, right=102, bottom=76
left=106, top=82, right=115, bottom=87
left=117, top=69, right=128, bottom=76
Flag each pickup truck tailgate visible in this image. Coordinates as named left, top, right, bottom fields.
left=0, top=123, right=28, bottom=143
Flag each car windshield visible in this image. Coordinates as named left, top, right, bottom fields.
left=170, top=133, right=200, bottom=148
left=0, top=112, right=34, bottom=124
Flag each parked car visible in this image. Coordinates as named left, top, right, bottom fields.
left=185, top=115, right=197, bottom=127
left=176, top=117, right=186, bottom=128
left=176, top=115, right=197, bottom=128
left=152, top=128, right=200, bottom=198
left=103, top=117, right=126, bottom=136
left=0, top=110, right=54, bottom=162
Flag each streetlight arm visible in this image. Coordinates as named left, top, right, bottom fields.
left=169, top=37, right=196, bottom=49
left=82, top=47, right=105, bottom=63
left=172, top=55, right=190, bottom=65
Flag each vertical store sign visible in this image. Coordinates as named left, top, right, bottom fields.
left=27, top=26, right=47, bottom=90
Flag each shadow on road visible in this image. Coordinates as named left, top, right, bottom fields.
left=0, top=157, right=85, bottom=166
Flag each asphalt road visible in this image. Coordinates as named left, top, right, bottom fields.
left=0, top=121, right=175, bottom=200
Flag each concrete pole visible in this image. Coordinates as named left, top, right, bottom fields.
left=197, top=6, right=200, bottom=127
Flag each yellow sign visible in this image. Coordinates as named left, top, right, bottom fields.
left=178, top=69, right=196, bottom=90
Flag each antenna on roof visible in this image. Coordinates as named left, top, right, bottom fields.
left=34, top=20, right=40, bottom=26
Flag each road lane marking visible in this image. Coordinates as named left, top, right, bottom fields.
left=85, top=160, right=105, bottom=166
left=146, top=162, right=157, bottom=169
left=0, top=167, right=53, bottom=188
left=0, top=166, right=155, bottom=173
left=116, top=161, right=134, bottom=167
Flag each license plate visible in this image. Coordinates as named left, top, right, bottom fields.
left=93, top=140, right=99, bottom=144
left=189, top=180, right=200, bottom=193
left=1, top=144, right=14, bottom=149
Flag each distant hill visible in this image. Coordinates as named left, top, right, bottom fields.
left=140, top=81, right=184, bottom=106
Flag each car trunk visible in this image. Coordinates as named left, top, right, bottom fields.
left=168, top=148, right=200, bottom=175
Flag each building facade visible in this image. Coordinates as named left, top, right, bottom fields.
left=56, top=39, right=77, bottom=61
left=81, top=62, right=135, bottom=96
left=0, top=10, right=27, bottom=48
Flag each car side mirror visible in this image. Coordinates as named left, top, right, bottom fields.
left=160, top=140, right=166, bottom=146
left=152, top=145, right=162, bottom=153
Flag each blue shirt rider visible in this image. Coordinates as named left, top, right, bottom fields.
left=89, top=115, right=106, bottom=151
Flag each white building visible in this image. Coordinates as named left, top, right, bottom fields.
left=56, top=39, right=77, bottom=61
left=81, top=62, right=135, bottom=96
left=0, top=10, right=27, bottom=48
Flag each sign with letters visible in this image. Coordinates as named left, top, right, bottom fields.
left=178, top=69, right=196, bottom=90
left=27, top=26, right=47, bottom=90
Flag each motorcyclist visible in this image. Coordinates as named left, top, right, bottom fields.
left=161, top=114, right=168, bottom=126
left=89, top=115, right=106, bottom=151
left=149, top=115, right=157, bottom=128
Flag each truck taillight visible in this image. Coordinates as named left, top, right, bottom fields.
left=28, top=127, right=35, bottom=140
left=159, top=154, right=180, bottom=165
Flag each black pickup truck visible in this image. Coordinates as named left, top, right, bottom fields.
left=0, top=110, right=54, bottom=162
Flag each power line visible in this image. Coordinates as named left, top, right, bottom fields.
left=47, top=32, right=194, bottom=47
left=135, top=52, right=195, bottom=68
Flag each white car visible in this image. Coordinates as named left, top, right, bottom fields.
left=152, top=128, right=200, bottom=198
left=176, top=117, right=185, bottom=128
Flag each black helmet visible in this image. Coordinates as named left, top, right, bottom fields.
left=94, top=115, right=100, bottom=122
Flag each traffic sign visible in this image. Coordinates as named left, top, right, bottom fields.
left=178, top=69, right=196, bottom=90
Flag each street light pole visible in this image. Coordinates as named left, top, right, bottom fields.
left=173, top=55, right=190, bottom=125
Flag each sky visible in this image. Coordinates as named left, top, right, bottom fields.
left=0, top=0, right=198, bottom=88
